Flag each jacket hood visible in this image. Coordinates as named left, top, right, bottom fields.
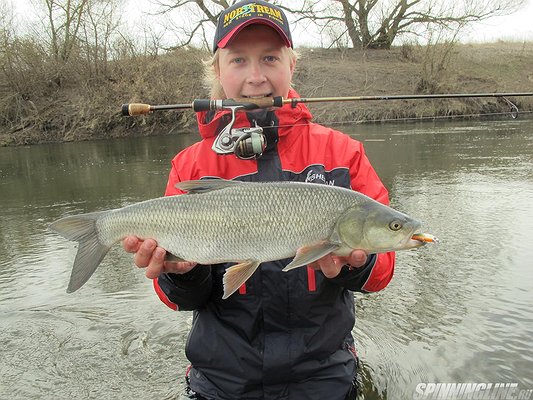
left=196, top=88, right=313, bottom=140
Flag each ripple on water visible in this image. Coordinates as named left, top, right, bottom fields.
left=0, top=301, right=193, bottom=399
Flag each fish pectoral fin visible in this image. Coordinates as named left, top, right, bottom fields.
left=175, top=179, right=242, bottom=194
left=222, top=260, right=261, bottom=300
left=282, top=242, right=340, bottom=272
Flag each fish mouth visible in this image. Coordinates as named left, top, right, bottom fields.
left=409, top=232, right=439, bottom=248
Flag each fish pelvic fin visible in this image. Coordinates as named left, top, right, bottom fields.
left=49, top=212, right=111, bottom=293
left=282, top=241, right=340, bottom=272
left=175, top=179, right=242, bottom=194
left=222, top=260, right=261, bottom=300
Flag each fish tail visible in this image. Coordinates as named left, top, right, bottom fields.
left=49, top=211, right=111, bottom=293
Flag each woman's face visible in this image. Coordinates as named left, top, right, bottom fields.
left=216, top=24, right=295, bottom=100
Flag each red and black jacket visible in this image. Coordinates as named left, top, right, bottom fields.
left=154, top=89, right=395, bottom=400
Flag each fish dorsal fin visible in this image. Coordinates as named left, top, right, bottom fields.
left=175, top=179, right=243, bottom=194
left=282, top=241, right=340, bottom=272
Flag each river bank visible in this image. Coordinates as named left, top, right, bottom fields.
left=1, top=41, right=532, bottom=146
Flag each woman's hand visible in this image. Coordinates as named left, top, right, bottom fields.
left=122, top=236, right=197, bottom=279
left=308, top=250, right=368, bottom=279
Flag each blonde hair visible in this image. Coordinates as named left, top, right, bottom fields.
left=203, top=47, right=299, bottom=99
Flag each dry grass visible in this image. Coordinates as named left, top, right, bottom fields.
left=294, top=42, right=533, bottom=124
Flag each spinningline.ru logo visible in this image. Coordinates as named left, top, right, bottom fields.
left=413, top=383, right=533, bottom=400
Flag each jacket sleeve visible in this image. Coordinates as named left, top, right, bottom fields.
left=329, top=138, right=396, bottom=293
left=154, top=266, right=213, bottom=311
left=152, top=159, right=214, bottom=311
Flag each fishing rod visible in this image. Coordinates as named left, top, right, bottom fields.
left=121, top=92, right=533, bottom=159
left=122, top=92, right=533, bottom=116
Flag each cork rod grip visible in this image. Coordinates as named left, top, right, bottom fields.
left=121, top=103, right=152, bottom=116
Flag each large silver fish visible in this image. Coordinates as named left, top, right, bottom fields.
left=49, top=180, right=437, bottom=299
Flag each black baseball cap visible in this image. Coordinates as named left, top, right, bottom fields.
left=213, top=0, right=293, bottom=53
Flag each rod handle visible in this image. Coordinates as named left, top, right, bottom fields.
left=191, top=96, right=284, bottom=112
left=191, top=99, right=212, bottom=112
left=230, top=96, right=283, bottom=109
left=121, top=103, right=152, bottom=116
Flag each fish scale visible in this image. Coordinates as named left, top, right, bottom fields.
left=99, top=183, right=341, bottom=263
left=49, top=179, right=435, bottom=299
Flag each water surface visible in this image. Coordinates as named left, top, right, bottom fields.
left=1, top=118, right=532, bottom=399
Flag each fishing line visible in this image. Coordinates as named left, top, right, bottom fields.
left=268, top=109, right=533, bottom=129
left=164, top=109, right=533, bottom=135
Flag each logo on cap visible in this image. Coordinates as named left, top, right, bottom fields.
left=223, top=3, right=284, bottom=28
left=213, top=1, right=292, bottom=53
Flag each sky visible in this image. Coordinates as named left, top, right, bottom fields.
left=464, top=0, right=533, bottom=42
left=8, top=0, right=533, bottom=47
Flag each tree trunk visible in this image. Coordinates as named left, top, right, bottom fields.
left=336, top=0, right=362, bottom=48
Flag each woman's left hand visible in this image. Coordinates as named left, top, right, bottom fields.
left=308, top=250, right=368, bottom=278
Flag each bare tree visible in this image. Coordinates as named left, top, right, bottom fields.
left=150, top=0, right=236, bottom=49
left=280, top=0, right=526, bottom=49
left=0, top=2, right=16, bottom=82
left=26, top=0, right=124, bottom=85
left=79, top=0, right=123, bottom=77
left=41, top=0, right=89, bottom=62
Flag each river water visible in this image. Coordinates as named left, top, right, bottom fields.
left=1, top=118, right=532, bottom=399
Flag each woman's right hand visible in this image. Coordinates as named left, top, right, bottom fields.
left=122, top=236, right=197, bottom=279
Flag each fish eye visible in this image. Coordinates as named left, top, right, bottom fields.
left=389, top=220, right=403, bottom=231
